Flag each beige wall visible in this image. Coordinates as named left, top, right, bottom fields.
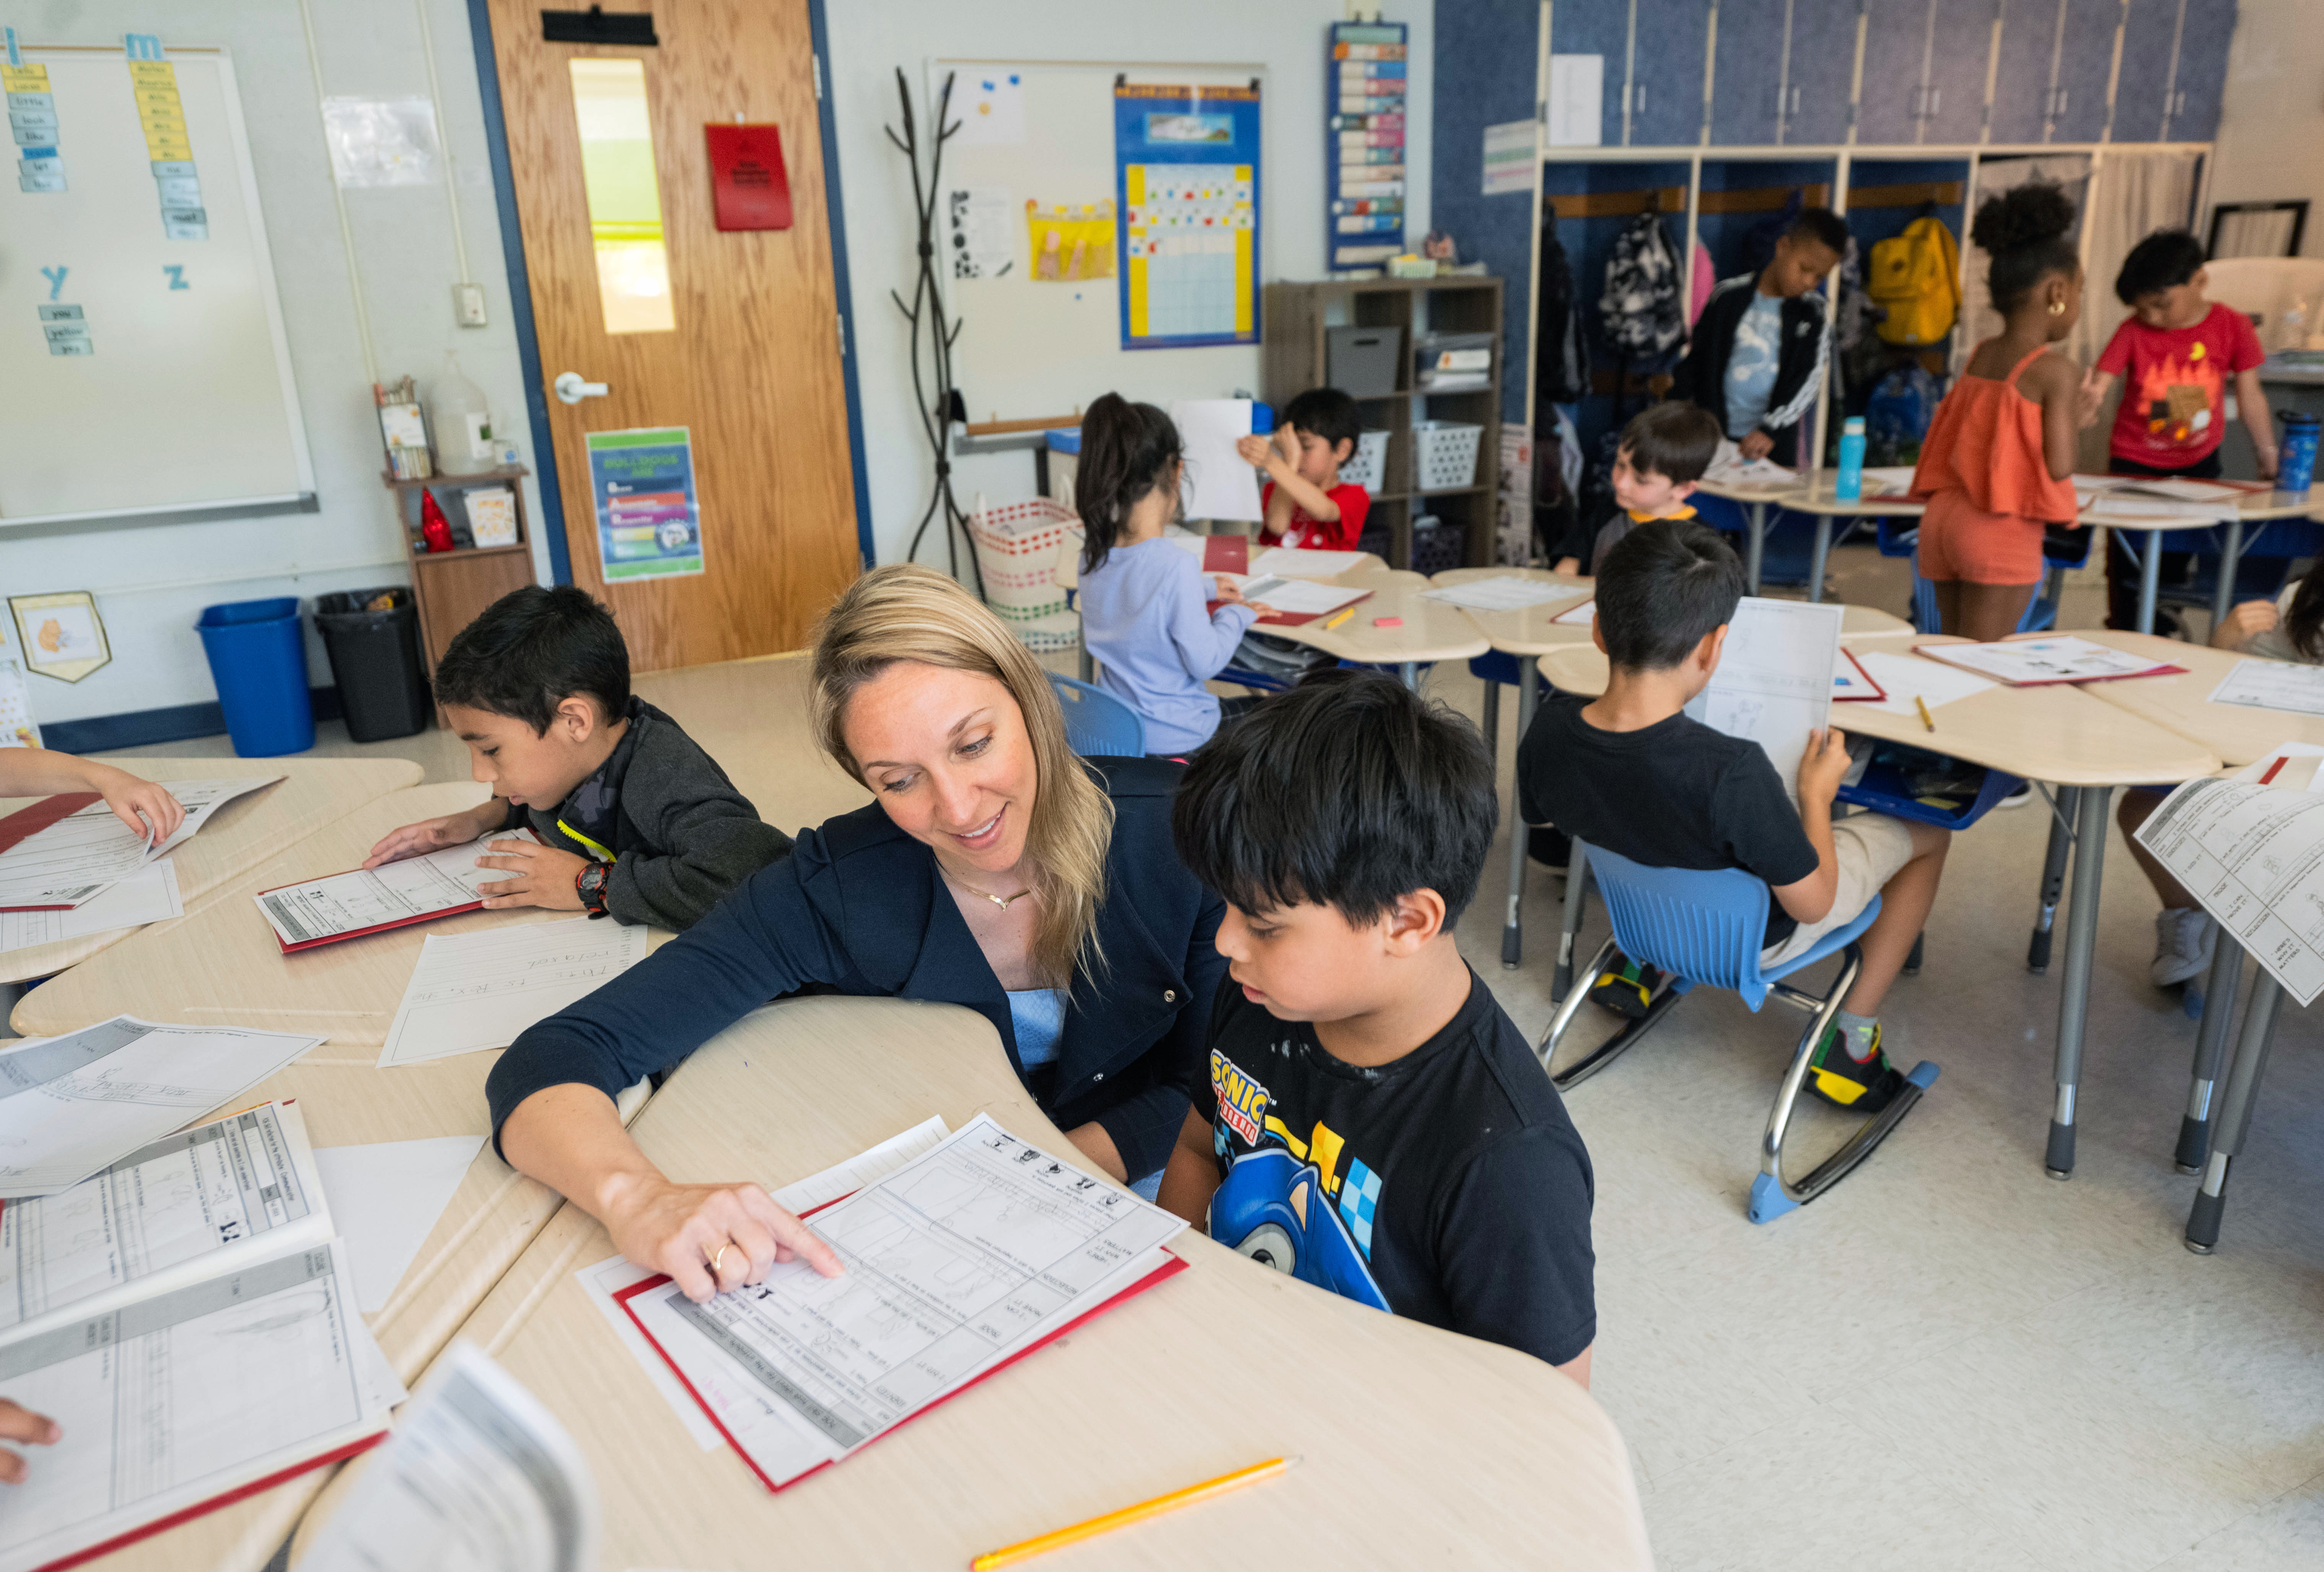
left=2208, top=0, right=2324, bottom=258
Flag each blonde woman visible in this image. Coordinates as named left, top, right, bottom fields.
left=486, top=566, right=1229, bottom=1301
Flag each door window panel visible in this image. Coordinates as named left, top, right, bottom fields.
left=570, top=57, right=675, bottom=334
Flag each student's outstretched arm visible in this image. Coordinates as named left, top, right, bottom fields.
left=0, top=749, right=183, bottom=844
left=2236, top=368, right=2279, bottom=479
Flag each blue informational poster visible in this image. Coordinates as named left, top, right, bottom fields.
left=1113, top=82, right=1261, bottom=351
left=585, top=427, right=704, bottom=581
left=1326, top=22, right=1407, bottom=271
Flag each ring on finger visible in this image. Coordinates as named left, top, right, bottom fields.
left=709, top=1242, right=733, bottom=1276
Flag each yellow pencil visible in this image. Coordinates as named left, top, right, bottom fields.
left=968, top=1456, right=1297, bottom=1570
left=1320, top=607, right=1356, bottom=631
left=1915, top=695, right=1936, bottom=732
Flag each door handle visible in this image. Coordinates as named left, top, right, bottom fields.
left=554, top=371, right=609, bottom=405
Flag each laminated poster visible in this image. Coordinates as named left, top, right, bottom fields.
left=586, top=427, right=704, bottom=581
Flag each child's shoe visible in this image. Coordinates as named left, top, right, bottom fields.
left=2150, top=907, right=2215, bottom=988
left=1588, top=951, right=1664, bottom=1018
left=1805, top=1019, right=1907, bottom=1113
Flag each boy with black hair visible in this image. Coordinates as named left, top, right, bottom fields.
left=1160, top=670, right=1597, bottom=1383
left=1236, top=386, right=1371, bottom=552
left=363, top=585, right=790, bottom=930
left=1549, top=401, right=1723, bottom=575
left=2080, top=228, right=2277, bottom=632
left=1518, top=521, right=1950, bottom=1112
left=1673, top=207, right=1847, bottom=465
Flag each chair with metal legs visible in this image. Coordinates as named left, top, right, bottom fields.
left=1537, top=841, right=1940, bottom=1223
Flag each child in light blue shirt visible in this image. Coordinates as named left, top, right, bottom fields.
left=1074, top=395, right=1261, bottom=756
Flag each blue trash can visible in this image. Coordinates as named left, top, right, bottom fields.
left=196, top=597, right=314, bottom=756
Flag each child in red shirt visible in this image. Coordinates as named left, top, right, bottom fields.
left=2080, top=229, right=2277, bottom=630
left=1236, top=387, right=1370, bottom=552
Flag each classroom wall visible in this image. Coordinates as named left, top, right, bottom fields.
left=4, top=0, right=544, bottom=736
left=820, top=1, right=1433, bottom=567
left=2207, top=0, right=2324, bottom=259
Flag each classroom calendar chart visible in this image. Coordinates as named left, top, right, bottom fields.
left=1114, top=83, right=1260, bottom=350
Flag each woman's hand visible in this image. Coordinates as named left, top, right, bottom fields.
left=601, top=1172, right=844, bottom=1303
left=81, top=764, right=182, bottom=845
left=0, top=1399, right=60, bottom=1484
left=2214, top=598, right=2280, bottom=649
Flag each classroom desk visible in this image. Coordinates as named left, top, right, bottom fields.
left=1783, top=473, right=1925, bottom=604
left=1534, top=637, right=2221, bottom=1181
left=0, top=756, right=423, bottom=986
left=289, top=995, right=1653, bottom=1572
left=2088, top=484, right=2320, bottom=635
left=1054, top=540, right=1397, bottom=682
left=1696, top=472, right=1809, bottom=594
left=1260, top=577, right=1490, bottom=688
left=631, top=652, right=872, bottom=832
left=48, top=785, right=661, bottom=1572
left=2073, top=629, right=2324, bottom=766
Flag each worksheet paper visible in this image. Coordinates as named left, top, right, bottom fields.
left=1170, top=399, right=1264, bottom=524
left=0, top=1017, right=325, bottom=1199
left=1544, top=55, right=1602, bottom=147
left=2132, top=774, right=2324, bottom=1005
left=1913, top=636, right=2182, bottom=686
left=314, top=1135, right=488, bottom=1312
left=0, top=1101, right=328, bottom=1342
left=1702, top=453, right=1798, bottom=487
left=1551, top=598, right=1598, bottom=626
left=1684, top=597, right=1843, bottom=789
left=2208, top=658, right=2324, bottom=718
left=0, top=775, right=277, bottom=908
left=2081, top=495, right=2231, bottom=523
left=0, top=857, right=180, bottom=955
left=0, top=1241, right=389, bottom=1572
left=255, top=829, right=539, bottom=951
left=298, top=1342, right=597, bottom=1572
left=619, top=1114, right=1183, bottom=1491
left=1855, top=466, right=1918, bottom=498
left=378, top=916, right=652, bottom=1069
left=1235, top=577, right=1370, bottom=619
left=1248, top=547, right=1368, bottom=578
left=1421, top=577, right=1588, bottom=613
left=1852, top=650, right=2000, bottom=718
left=579, top=1116, right=953, bottom=1453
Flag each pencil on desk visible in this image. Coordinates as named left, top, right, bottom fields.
left=1915, top=696, right=1936, bottom=732
left=969, top=1456, right=1297, bottom=1569
left=1320, top=607, right=1356, bottom=631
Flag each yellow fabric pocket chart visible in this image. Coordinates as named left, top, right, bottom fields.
left=1024, top=199, right=1117, bottom=282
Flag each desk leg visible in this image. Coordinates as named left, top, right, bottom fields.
left=2210, top=518, right=2245, bottom=632
left=2186, top=969, right=2283, bottom=1254
left=2176, top=932, right=2246, bottom=1173
left=1746, top=502, right=1767, bottom=595
left=1399, top=661, right=1420, bottom=691
left=1501, top=654, right=1540, bottom=969
left=1806, top=515, right=1833, bottom=603
left=2137, top=530, right=2162, bottom=636
left=2027, top=785, right=2078, bottom=974
left=1481, top=678, right=1501, bottom=774
left=2046, top=783, right=2112, bottom=1179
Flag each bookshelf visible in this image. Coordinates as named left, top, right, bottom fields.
left=381, top=466, right=538, bottom=679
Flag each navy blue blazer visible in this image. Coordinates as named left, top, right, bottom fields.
left=485, top=757, right=1226, bottom=1182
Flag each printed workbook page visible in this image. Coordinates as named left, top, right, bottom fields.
left=1684, top=597, right=1843, bottom=789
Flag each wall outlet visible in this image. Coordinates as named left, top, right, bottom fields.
left=453, top=282, right=488, bottom=327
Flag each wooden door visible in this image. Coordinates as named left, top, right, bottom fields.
left=485, top=0, right=858, bottom=672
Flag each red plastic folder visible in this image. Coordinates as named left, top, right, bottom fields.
left=706, top=122, right=792, bottom=231
left=0, top=792, right=102, bottom=911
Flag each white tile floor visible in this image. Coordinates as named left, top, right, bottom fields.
left=99, top=548, right=2324, bottom=1571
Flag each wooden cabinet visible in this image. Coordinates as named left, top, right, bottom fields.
left=1986, top=0, right=2057, bottom=143
left=384, top=466, right=540, bottom=679
left=1710, top=0, right=1790, bottom=144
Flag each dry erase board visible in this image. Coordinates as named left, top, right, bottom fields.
left=0, top=45, right=313, bottom=526
left=932, top=59, right=1267, bottom=427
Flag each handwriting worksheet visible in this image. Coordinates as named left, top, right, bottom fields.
left=1420, top=577, right=1588, bottom=613
left=378, top=916, right=652, bottom=1068
left=0, top=857, right=181, bottom=955
left=2209, top=658, right=2324, bottom=718
left=0, top=776, right=277, bottom=908
left=254, top=828, right=538, bottom=950
left=1913, top=636, right=2182, bottom=686
left=2133, top=774, right=2324, bottom=1006
left=1684, top=597, right=1843, bottom=790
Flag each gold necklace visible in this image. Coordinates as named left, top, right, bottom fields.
left=941, top=864, right=1034, bottom=911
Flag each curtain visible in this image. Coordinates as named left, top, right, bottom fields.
left=2068, top=150, right=2204, bottom=367
left=1957, top=155, right=2094, bottom=361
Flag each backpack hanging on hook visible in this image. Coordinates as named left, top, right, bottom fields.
left=1598, top=209, right=1687, bottom=371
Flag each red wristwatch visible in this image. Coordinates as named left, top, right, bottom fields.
left=575, top=861, right=612, bottom=918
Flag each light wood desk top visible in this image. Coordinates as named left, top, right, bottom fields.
left=292, top=996, right=1652, bottom=1571
left=1053, top=536, right=1392, bottom=593
left=1440, top=571, right=1911, bottom=658
left=1786, top=471, right=1925, bottom=518
left=1695, top=472, right=1807, bottom=504
left=1538, top=637, right=2222, bottom=787
left=1269, top=578, right=1491, bottom=667
left=2078, top=478, right=2321, bottom=528
left=0, top=756, right=423, bottom=985
left=632, top=652, right=871, bottom=833
left=2073, top=628, right=2324, bottom=767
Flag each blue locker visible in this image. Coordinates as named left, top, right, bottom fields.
left=1922, top=0, right=1996, bottom=142
left=1988, top=0, right=2061, bottom=144
left=1856, top=0, right=1933, bottom=145
left=1629, top=0, right=1715, bottom=144
left=2112, top=0, right=2184, bottom=142
left=1784, top=0, right=1865, bottom=144
left=2165, top=0, right=2234, bottom=142
left=1710, top=0, right=1790, bottom=144
left=1552, top=0, right=1637, bottom=150
left=2048, top=0, right=2123, bottom=141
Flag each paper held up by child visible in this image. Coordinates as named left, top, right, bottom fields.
left=2133, top=756, right=2324, bottom=1007
left=1910, top=635, right=2184, bottom=686
left=1169, top=399, right=1265, bottom=525
left=1682, top=597, right=1843, bottom=788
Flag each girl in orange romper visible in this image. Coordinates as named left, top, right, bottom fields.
left=1910, top=184, right=2088, bottom=643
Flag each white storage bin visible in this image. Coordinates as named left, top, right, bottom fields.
left=1338, top=428, right=1391, bottom=492
left=1412, top=420, right=1484, bottom=492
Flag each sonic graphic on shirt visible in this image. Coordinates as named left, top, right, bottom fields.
left=1206, top=1046, right=1389, bottom=1313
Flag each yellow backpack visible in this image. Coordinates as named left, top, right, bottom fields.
left=1867, top=215, right=1961, bottom=347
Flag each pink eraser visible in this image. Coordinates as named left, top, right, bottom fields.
left=1373, top=616, right=1404, bottom=628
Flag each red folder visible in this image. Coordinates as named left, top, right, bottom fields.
left=1203, top=535, right=1249, bottom=574
left=0, top=792, right=104, bottom=911
left=705, top=123, right=792, bottom=231
left=254, top=875, right=485, bottom=954
left=1832, top=648, right=1886, bottom=702
left=1908, top=643, right=2188, bottom=687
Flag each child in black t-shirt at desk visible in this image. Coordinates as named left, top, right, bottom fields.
left=1156, top=671, right=1596, bottom=1383
left=1518, top=521, right=1951, bottom=1111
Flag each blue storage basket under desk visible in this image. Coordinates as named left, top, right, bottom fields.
left=1836, top=744, right=2021, bottom=831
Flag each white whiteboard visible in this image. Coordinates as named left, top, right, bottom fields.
left=0, top=47, right=313, bottom=526
left=932, top=59, right=1267, bottom=426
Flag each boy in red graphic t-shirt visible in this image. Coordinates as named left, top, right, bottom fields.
left=1236, top=387, right=1371, bottom=554
left=2079, top=230, right=2277, bottom=631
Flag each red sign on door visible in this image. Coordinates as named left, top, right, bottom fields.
left=705, top=123, right=792, bottom=231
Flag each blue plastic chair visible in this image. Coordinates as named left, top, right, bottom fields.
left=1044, top=673, right=1146, bottom=756
left=1877, top=515, right=2086, bottom=635
left=1538, top=841, right=1940, bottom=1223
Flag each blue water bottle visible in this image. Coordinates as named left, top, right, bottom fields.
left=2279, top=412, right=2320, bottom=495
left=1835, top=416, right=1866, bottom=502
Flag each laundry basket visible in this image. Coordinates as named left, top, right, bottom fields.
left=1412, top=419, right=1484, bottom=492
left=970, top=495, right=1085, bottom=654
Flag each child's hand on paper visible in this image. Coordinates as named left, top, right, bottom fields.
left=1738, top=430, right=1775, bottom=461
left=363, top=806, right=496, bottom=869
left=1234, top=433, right=1272, bottom=468
left=1211, top=576, right=1246, bottom=605
left=80, top=763, right=183, bottom=846
left=474, top=838, right=589, bottom=910
left=1798, top=726, right=1850, bottom=806
left=603, top=1174, right=844, bottom=1301
left=2214, top=598, right=2281, bottom=649
left=0, top=1398, right=60, bottom=1484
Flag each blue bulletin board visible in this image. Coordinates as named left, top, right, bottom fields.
left=1113, top=81, right=1261, bottom=351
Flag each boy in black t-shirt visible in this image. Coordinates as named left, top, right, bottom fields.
left=1160, top=672, right=1596, bottom=1382
left=1518, top=521, right=1950, bottom=1110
